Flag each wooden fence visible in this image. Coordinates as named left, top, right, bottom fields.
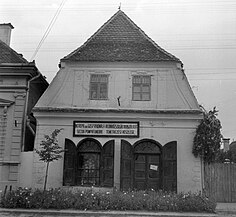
left=204, top=163, right=236, bottom=202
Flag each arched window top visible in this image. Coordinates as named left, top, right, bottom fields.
left=77, top=138, right=102, bottom=153
left=134, top=139, right=161, bottom=154
left=65, top=139, right=76, bottom=150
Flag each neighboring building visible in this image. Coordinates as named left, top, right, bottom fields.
left=0, top=23, right=48, bottom=190
left=222, top=138, right=230, bottom=152
left=31, top=10, right=203, bottom=193
left=230, top=141, right=236, bottom=151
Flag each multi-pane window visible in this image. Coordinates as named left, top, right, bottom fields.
left=78, top=153, right=100, bottom=186
left=132, top=75, right=151, bottom=101
left=90, top=74, right=108, bottom=100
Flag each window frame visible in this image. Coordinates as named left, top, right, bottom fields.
left=63, top=139, right=114, bottom=187
left=77, top=152, right=101, bottom=186
left=89, top=74, right=109, bottom=100
left=132, top=75, right=151, bottom=101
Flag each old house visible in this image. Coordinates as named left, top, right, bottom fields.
left=31, top=10, right=203, bottom=193
left=0, top=23, right=48, bottom=190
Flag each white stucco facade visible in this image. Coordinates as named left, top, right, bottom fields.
left=37, top=62, right=199, bottom=111
left=26, top=61, right=203, bottom=193
left=20, top=10, right=203, bottom=193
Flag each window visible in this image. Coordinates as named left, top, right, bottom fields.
left=77, top=140, right=101, bottom=186
left=132, top=75, right=151, bottom=101
left=63, top=139, right=114, bottom=187
left=90, top=74, right=108, bottom=100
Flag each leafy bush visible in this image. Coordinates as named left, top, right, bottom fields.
left=192, top=107, right=222, bottom=163
left=0, top=187, right=216, bottom=213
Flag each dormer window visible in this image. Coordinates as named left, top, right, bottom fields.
left=90, top=74, right=108, bottom=100
left=132, top=75, right=151, bottom=101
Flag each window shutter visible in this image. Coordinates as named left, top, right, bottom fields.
left=162, top=141, right=177, bottom=192
left=101, top=140, right=114, bottom=187
left=63, top=139, right=76, bottom=186
left=120, top=140, right=134, bottom=191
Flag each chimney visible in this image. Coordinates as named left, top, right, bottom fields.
left=223, top=138, right=230, bottom=152
left=0, top=23, right=14, bottom=46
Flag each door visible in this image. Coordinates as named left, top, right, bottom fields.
left=134, top=154, right=160, bottom=190
left=63, top=139, right=76, bottom=186
left=101, top=140, right=114, bottom=187
left=120, top=140, right=134, bottom=191
left=162, top=141, right=177, bottom=192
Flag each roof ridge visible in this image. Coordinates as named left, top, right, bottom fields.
left=61, top=10, right=181, bottom=63
left=62, top=10, right=123, bottom=61
left=0, top=39, right=28, bottom=63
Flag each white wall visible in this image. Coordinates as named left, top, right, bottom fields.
left=32, top=61, right=202, bottom=193
left=36, top=62, right=199, bottom=111
left=19, top=152, right=33, bottom=188
left=32, top=111, right=202, bottom=193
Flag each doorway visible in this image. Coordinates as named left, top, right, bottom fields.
left=134, top=154, right=160, bottom=190
left=120, top=139, right=177, bottom=192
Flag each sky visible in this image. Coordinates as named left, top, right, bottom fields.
left=1, top=0, right=236, bottom=141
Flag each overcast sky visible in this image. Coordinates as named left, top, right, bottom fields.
left=1, top=0, right=236, bottom=141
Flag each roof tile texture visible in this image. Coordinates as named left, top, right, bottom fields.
left=0, top=40, right=27, bottom=63
left=63, top=10, right=180, bottom=62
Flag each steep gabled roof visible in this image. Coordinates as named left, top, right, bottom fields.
left=62, top=10, right=181, bottom=63
left=0, top=40, right=28, bottom=63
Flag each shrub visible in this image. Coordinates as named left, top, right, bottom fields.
left=192, top=107, right=222, bottom=163
left=0, top=187, right=216, bottom=213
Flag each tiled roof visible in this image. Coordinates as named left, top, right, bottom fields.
left=0, top=40, right=28, bottom=63
left=62, top=10, right=181, bottom=63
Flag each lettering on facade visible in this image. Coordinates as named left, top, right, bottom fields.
left=73, top=121, right=139, bottom=137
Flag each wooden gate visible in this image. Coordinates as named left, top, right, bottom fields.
left=204, top=163, right=236, bottom=202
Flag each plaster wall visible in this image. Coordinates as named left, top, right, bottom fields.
left=0, top=90, right=26, bottom=189
left=32, top=111, right=202, bottom=193
left=36, top=62, right=199, bottom=111
left=18, top=152, right=33, bottom=188
left=0, top=69, right=47, bottom=190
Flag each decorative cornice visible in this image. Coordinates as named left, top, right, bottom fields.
left=13, top=92, right=26, bottom=98
left=0, top=98, right=14, bottom=106
left=33, top=107, right=203, bottom=115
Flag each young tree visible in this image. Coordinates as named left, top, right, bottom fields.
left=192, top=107, right=222, bottom=163
left=35, top=129, right=64, bottom=190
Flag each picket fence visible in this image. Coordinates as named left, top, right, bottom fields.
left=204, top=163, right=236, bottom=202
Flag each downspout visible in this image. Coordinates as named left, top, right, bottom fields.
left=21, top=61, right=42, bottom=151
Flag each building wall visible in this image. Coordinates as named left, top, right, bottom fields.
left=31, top=61, right=202, bottom=193
left=31, top=111, right=202, bottom=193
left=0, top=87, right=27, bottom=190
left=18, top=152, right=33, bottom=188
left=0, top=68, right=48, bottom=191
left=37, top=62, right=199, bottom=111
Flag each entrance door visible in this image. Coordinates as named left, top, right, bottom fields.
left=134, top=154, right=160, bottom=190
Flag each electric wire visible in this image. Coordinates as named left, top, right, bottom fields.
left=30, top=0, right=67, bottom=61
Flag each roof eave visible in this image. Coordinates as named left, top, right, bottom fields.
left=33, top=107, right=203, bottom=115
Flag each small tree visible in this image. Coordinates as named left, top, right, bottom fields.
left=192, top=107, right=222, bottom=163
left=35, top=129, right=64, bottom=190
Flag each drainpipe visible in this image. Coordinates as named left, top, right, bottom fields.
left=21, top=61, right=42, bottom=151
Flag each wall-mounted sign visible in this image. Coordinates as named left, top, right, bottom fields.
left=73, top=121, right=139, bottom=138
left=150, top=165, right=158, bottom=171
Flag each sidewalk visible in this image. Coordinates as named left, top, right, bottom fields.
left=0, top=208, right=218, bottom=217
left=0, top=203, right=235, bottom=217
left=216, top=203, right=236, bottom=214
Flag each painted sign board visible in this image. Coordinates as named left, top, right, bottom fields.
left=150, top=165, right=158, bottom=171
left=73, top=121, right=139, bottom=137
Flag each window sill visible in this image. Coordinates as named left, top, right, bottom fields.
left=89, top=99, right=109, bottom=101
left=132, top=100, right=151, bottom=102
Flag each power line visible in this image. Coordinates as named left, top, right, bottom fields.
left=30, top=0, right=67, bottom=61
